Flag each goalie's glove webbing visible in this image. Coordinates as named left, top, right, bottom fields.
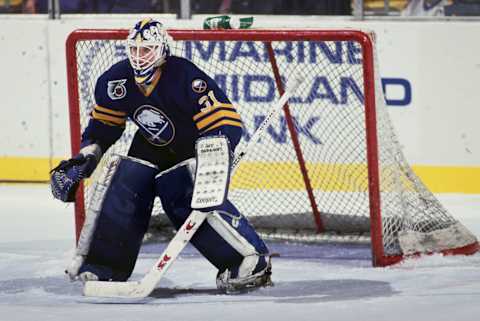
left=50, top=154, right=98, bottom=202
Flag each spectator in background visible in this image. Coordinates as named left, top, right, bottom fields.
left=215, top=0, right=351, bottom=15
left=215, top=0, right=280, bottom=14
left=0, top=0, right=36, bottom=13
left=71, top=0, right=159, bottom=13
left=33, top=0, right=163, bottom=14
left=401, top=0, right=450, bottom=16
left=276, top=0, right=351, bottom=15
left=191, top=0, right=223, bottom=13
left=8, top=0, right=353, bottom=15
left=444, top=0, right=480, bottom=15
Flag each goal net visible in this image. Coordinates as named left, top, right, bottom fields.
left=66, top=29, right=478, bottom=267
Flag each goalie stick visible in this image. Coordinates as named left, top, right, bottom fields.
left=83, top=73, right=304, bottom=298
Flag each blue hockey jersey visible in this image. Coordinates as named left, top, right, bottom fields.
left=81, top=56, right=243, bottom=167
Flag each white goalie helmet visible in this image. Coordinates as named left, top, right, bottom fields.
left=126, top=18, right=171, bottom=84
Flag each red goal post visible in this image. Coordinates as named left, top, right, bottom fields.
left=65, top=28, right=478, bottom=267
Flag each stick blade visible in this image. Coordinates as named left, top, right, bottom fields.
left=83, top=280, right=149, bottom=298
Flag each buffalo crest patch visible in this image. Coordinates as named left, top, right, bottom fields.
left=191, top=78, right=207, bottom=93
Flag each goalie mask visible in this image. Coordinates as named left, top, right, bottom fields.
left=126, top=18, right=171, bottom=85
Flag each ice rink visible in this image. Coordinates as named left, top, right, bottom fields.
left=0, top=184, right=479, bottom=321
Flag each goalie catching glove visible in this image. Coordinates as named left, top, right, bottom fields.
left=50, top=144, right=102, bottom=202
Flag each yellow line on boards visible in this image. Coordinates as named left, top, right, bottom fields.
left=232, top=162, right=480, bottom=194
left=0, top=157, right=479, bottom=194
left=0, top=157, right=62, bottom=182
left=412, top=165, right=480, bottom=194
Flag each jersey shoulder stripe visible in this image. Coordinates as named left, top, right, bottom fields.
left=195, top=108, right=242, bottom=131
left=94, top=104, right=127, bottom=117
left=193, top=101, right=234, bottom=121
left=92, top=105, right=127, bottom=126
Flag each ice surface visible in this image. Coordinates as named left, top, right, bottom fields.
left=0, top=184, right=479, bottom=321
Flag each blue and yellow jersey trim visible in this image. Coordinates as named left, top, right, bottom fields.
left=136, top=71, right=161, bottom=97
left=91, top=105, right=127, bottom=126
left=193, top=89, right=243, bottom=134
left=193, top=104, right=242, bottom=135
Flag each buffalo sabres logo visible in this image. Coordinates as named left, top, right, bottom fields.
left=192, top=78, right=207, bottom=93
left=133, top=105, right=175, bottom=146
left=107, top=79, right=127, bottom=100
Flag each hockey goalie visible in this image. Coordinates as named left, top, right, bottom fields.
left=50, top=18, right=273, bottom=294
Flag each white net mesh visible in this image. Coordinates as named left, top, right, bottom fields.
left=69, top=30, right=477, bottom=266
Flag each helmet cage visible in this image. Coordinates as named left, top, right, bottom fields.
left=126, top=39, right=168, bottom=72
